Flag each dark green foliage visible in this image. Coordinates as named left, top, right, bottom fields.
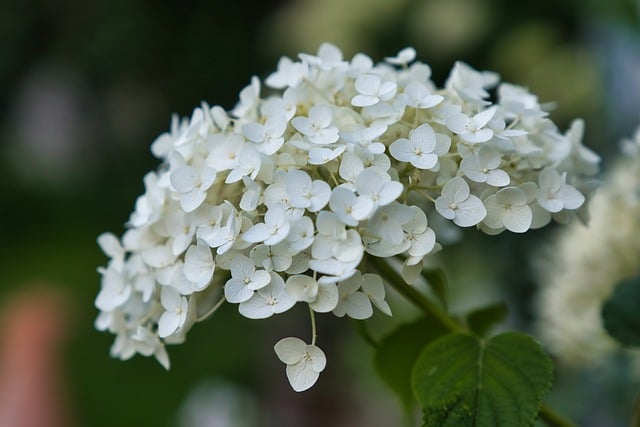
left=412, top=332, right=553, bottom=427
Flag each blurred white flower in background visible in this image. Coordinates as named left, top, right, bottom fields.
left=536, top=127, right=640, bottom=369
left=177, top=380, right=260, bottom=427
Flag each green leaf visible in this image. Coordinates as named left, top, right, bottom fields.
left=374, top=316, right=449, bottom=411
left=412, top=332, right=553, bottom=427
left=602, top=277, right=640, bottom=347
left=466, top=302, right=508, bottom=337
left=421, top=268, right=448, bottom=311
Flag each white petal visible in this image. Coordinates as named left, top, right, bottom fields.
left=157, top=311, right=180, bottom=338
left=309, top=180, right=331, bottom=212
left=97, top=233, right=122, bottom=259
left=339, top=292, right=372, bottom=319
left=310, top=281, right=339, bottom=313
left=538, top=167, right=561, bottom=192
left=224, top=278, right=254, bottom=303
left=352, top=95, right=379, bottom=107
left=453, top=195, right=487, bottom=227
left=339, top=152, right=364, bottom=183
left=249, top=269, right=272, bottom=290
left=286, top=360, right=320, bottom=392
left=242, top=122, right=266, bottom=143
left=502, top=204, right=532, bottom=233
left=361, top=274, right=385, bottom=300
left=286, top=275, right=318, bottom=303
left=274, top=337, right=306, bottom=364
left=389, top=138, right=413, bottom=163
left=171, top=167, right=198, bottom=193
left=242, top=223, right=272, bottom=243
left=378, top=181, right=403, bottom=206
left=160, top=285, right=182, bottom=310
left=180, top=189, right=206, bottom=213
left=412, top=153, right=438, bottom=170
left=557, top=185, right=585, bottom=210
left=462, top=128, right=493, bottom=144
left=445, top=113, right=470, bottom=134
left=306, top=345, right=327, bottom=372
left=238, top=294, right=272, bottom=319
left=473, top=107, right=497, bottom=128
left=183, top=242, right=214, bottom=288
left=486, top=169, right=510, bottom=187
left=354, top=74, right=380, bottom=96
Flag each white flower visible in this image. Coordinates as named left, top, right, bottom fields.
left=131, top=326, right=170, bottom=370
left=536, top=134, right=640, bottom=368
left=206, top=133, right=245, bottom=173
left=291, top=104, right=339, bottom=145
left=308, top=145, right=346, bottom=165
left=285, top=275, right=339, bottom=312
left=158, top=286, right=189, bottom=338
left=265, top=56, right=308, bottom=89
left=340, top=124, right=387, bottom=154
left=333, top=273, right=373, bottom=319
left=360, top=273, right=392, bottom=316
left=225, top=145, right=261, bottom=184
left=285, top=169, right=331, bottom=212
left=329, top=187, right=374, bottom=226
left=298, top=42, right=347, bottom=70
left=401, top=81, right=443, bottom=110
left=459, top=145, right=509, bottom=186
left=196, top=204, right=241, bottom=255
left=351, top=74, right=398, bottom=107
left=169, top=152, right=217, bottom=212
left=242, top=204, right=291, bottom=245
left=274, top=337, right=326, bottom=392
left=389, top=123, right=450, bottom=170
left=95, top=267, right=131, bottom=311
left=240, top=177, right=261, bottom=212
left=242, top=115, right=287, bottom=155
left=385, top=47, right=416, bottom=65
left=404, top=207, right=437, bottom=263
left=483, top=187, right=533, bottom=233
left=285, top=216, right=315, bottom=252
left=250, top=243, right=293, bottom=272
left=435, top=177, right=487, bottom=227
left=338, top=152, right=364, bottom=188
left=232, top=76, right=260, bottom=118
left=445, top=107, right=497, bottom=144
left=238, top=272, right=296, bottom=319
left=285, top=275, right=318, bottom=303
left=366, top=202, right=414, bottom=247
left=224, top=254, right=271, bottom=303
left=310, top=212, right=363, bottom=278
left=333, top=271, right=391, bottom=319
left=183, top=240, right=215, bottom=290
left=97, top=232, right=125, bottom=271
left=355, top=167, right=403, bottom=211
left=537, top=167, right=585, bottom=213
left=446, top=61, right=499, bottom=104
left=129, top=172, right=166, bottom=227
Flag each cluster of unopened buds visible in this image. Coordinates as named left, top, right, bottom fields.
left=96, top=43, right=599, bottom=391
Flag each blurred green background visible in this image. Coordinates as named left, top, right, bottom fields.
left=0, top=0, right=639, bottom=426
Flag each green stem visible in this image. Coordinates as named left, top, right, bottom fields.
left=371, top=257, right=463, bottom=333
left=309, top=305, right=317, bottom=346
left=539, top=403, right=578, bottom=427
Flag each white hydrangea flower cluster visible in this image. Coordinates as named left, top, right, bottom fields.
left=96, top=43, right=598, bottom=391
